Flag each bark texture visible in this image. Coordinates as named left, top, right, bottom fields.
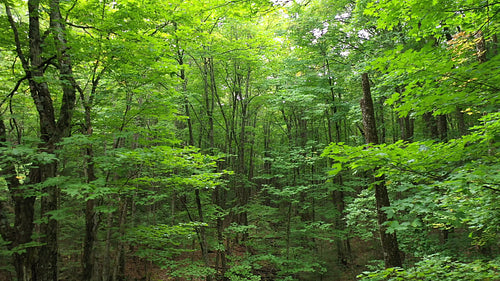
left=1, top=1, right=78, bottom=280
left=360, top=73, right=402, bottom=268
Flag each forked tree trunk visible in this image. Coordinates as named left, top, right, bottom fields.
left=3, top=1, right=77, bottom=280
left=360, top=73, right=402, bottom=268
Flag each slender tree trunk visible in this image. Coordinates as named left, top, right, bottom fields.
left=492, top=33, right=498, bottom=56
left=83, top=196, right=98, bottom=281
left=437, top=114, right=447, bottom=141
left=455, top=108, right=467, bottom=137
left=379, top=98, right=386, bottom=143
left=116, top=199, right=128, bottom=281
left=333, top=175, right=351, bottom=267
left=422, top=112, right=439, bottom=139
left=213, top=187, right=228, bottom=281
left=360, top=74, right=379, bottom=145
left=360, top=73, right=402, bottom=268
left=83, top=143, right=98, bottom=281
left=173, top=27, right=194, bottom=146
left=398, top=116, right=414, bottom=142
left=103, top=212, right=114, bottom=281
left=195, top=189, right=213, bottom=281
left=325, top=59, right=341, bottom=142
left=285, top=202, right=292, bottom=260
left=82, top=59, right=105, bottom=281
left=207, top=58, right=216, bottom=150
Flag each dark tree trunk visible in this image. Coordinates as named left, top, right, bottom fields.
left=455, top=108, right=467, bottom=137
left=333, top=176, right=351, bottom=267
left=81, top=59, right=105, bottom=281
left=173, top=24, right=195, bottom=147
left=422, top=112, right=439, bottom=139
left=0, top=118, right=37, bottom=281
left=437, top=114, right=447, bottom=141
left=82, top=138, right=98, bottom=281
left=360, top=74, right=379, bottom=145
left=4, top=1, right=77, bottom=280
left=379, top=98, right=386, bottom=144
left=398, top=116, right=414, bottom=142
left=116, top=199, right=128, bottom=281
left=360, top=73, right=402, bottom=268
left=213, top=187, right=228, bottom=281
left=195, top=189, right=213, bottom=281
left=37, top=162, right=59, bottom=281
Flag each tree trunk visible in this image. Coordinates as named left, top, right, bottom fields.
left=213, top=187, right=228, bottom=281
left=360, top=74, right=379, bottom=145
left=82, top=59, right=105, bottom=281
left=0, top=118, right=37, bottom=281
left=103, top=212, right=114, bottom=281
left=116, top=199, right=128, bottom=281
left=492, top=33, right=498, bottom=56
left=422, top=112, right=439, bottom=139
left=83, top=142, right=98, bottom=281
left=398, top=116, right=414, bottom=142
left=333, top=176, right=351, bottom=267
left=4, top=1, right=77, bottom=279
left=195, top=189, right=213, bottom=281
left=360, top=73, right=402, bottom=268
left=437, top=114, right=447, bottom=141
left=455, top=108, right=467, bottom=137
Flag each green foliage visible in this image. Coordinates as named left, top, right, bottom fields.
left=125, top=223, right=198, bottom=263
left=358, top=255, right=500, bottom=281
left=0, top=0, right=498, bottom=279
left=325, top=112, right=500, bottom=263
left=225, top=255, right=263, bottom=281
left=345, top=188, right=377, bottom=241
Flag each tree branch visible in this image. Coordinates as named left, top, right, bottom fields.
left=4, top=4, right=29, bottom=72
left=444, top=2, right=500, bottom=13
left=0, top=76, right=27, bottom=108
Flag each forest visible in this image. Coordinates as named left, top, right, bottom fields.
left=0, top=0, right=499, bottom=280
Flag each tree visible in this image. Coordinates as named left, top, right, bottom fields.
left=1, top=0, right=78, bottom=279
left=360, top=72, right=402, bottom=268
left=0, top=0, right=498, bottom=280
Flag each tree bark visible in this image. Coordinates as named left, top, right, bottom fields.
left=437, top=114, right=447, bottom=141
left=82, top=60, right=105, bottom=281
left=360, top=74, right=379, bottom=145
left=360, top=73, right=402, bottom=268
left=195, top=189, right=213, bottom=281
left=0, top=117, right=37, bottom=281
left=398, top=116, right=414, bottom=142
left=3, top=1, right=77, bottom=280
left=422, top=112, right=439, bottom=139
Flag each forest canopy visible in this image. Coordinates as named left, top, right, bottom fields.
left=0, top=0, right=499, bottom=280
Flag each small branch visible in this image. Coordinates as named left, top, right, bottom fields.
left=476, top=9, right=500, bottom=36
left=65, top=0, right=79, bottom=22
left=4, top=4, right=29, bottom=71
left=66, top=22, right=96, bottom=37
left=0, top=76, right=27, bottom=108
left=482, top=184, right=500, bottom=193
left=444, top=2, right=500, bottom=13
left=66, top=22, right=96, bottom=30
